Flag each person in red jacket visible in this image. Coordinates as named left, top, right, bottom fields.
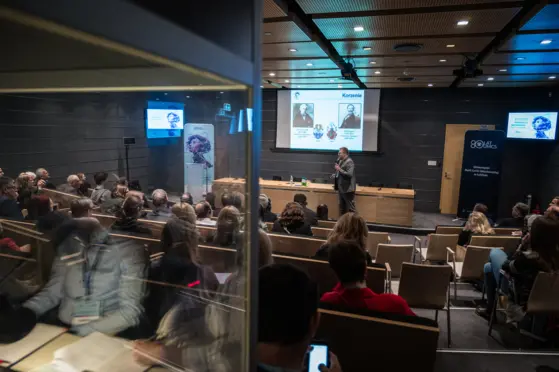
left=321, top=240, right=416, bottom=316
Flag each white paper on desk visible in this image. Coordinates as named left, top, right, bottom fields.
left=51, top=332, right=145, bottom=372
left=0, top=324, right=66, bottom=363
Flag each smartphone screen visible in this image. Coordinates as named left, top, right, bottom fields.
left=308, top=344, right=329, bottom=372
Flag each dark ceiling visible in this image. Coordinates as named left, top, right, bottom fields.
left=262, top=0, right=559, bottom=89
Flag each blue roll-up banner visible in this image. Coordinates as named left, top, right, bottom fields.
left=457, top=130, right=506, bottom=220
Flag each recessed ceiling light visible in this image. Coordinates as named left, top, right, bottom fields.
left=220, top=91, right=224, bottom=94
left=260, top=86, right=263, bottom=88
left=264, top=32, right=272, bottom=36
left=439, top=59, right=447, bottom=62
left=457, top=20, right=469, bottom=26
left=338, top=84, right=343, bottom=88
left=284, top=80, right=290, bottom=83
left=549, top=76, right=557, bottom=79
left=156, top=98, right=159, bottom=100
left=541, top=39, right=553, bottom=45
left=374, top=71, right=381, bottom=74
left=289, top=48, right=297, bottom=52
left=306, top=63, right=313, bottom=66
left=297, top=85, right=302, bottom=88
left=499, top=69, right=507, bottom=72
left=516, top=57, right=525, bottom=61
left=164, top=92, right=168, bottom=95
left=446, top=44, right=455, bottom=48
left=369, top=61, right=376, bottom=65
left=329, top=79, right=335, bottom=82
left=428, top=84, right=434, bottom=87
left=487, top=77, right=494, bottom=81
left=478, top=84, right=484, bottom=87
left=354, top=26, right=364, bottom=32
left=269, top=72, right=276, bottom=76
left=186, top=95, right=190, bottom=98
left=363, top=47, right=372, bottom=51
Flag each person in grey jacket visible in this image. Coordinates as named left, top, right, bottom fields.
left=23, top=217, right=147, bottom=336
left=333, top=146, right=357, bottom=215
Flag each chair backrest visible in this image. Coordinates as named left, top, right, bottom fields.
left=493, top=227, right=521, bottom=236
left=273, top=254, right=338, bottom=296
left=366, top=232, right=390, bottom=259
left=435, top=225, right=463, bottom=235
left=375, top=244, right=414, bottom=277
left=426, top=234, right=459, bottom=261
left=198, top=244, right=237, bottom=273
left=40, top=188, right=81, bottom=209
left=469, top=235, right=520, bottom=256
left=399, top=263, right=451, bottom=309
left=317, top=220, right=336, bottom=229
left=311, top=227, right=330, bottom=239
left=316, top=306, right=439, bottom=372
left=268, top=234, right=324, bottom=257
left=526, top=272, right=559, bottom=314
left=92, top=213, right=117, bottom=229
left=459, top=246, right=502, bottom=280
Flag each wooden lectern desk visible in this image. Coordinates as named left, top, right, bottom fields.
left=212, top=178, right=415, bottom=226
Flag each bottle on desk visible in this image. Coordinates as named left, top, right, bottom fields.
left=302, top=177, right=308, bottom=187
left=290, top=175, right=293, bottom=185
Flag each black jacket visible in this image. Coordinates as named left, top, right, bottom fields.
left=161, top=216, right=195, bottom=252
left=262, top=210, right=278, bottom=223
left=496, top=217, right=524, bottom=228
left=112, top=216, right=152, bottom=237
left=302, top=207, right=318, bottom=226
left=271, top=220, right=313, bottom=236
left=0, top=196, right=24, bottom=221
left=35, top=211, right=69, bottom=235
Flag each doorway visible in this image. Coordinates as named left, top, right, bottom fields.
left=439, top=124, right=495, bottom=215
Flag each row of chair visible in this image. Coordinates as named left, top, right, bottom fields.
left=436, top=225, right=521, bottom=236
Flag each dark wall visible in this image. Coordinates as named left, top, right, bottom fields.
left=262, top=88, right=559, bottom=216
left=0, top=91, right=247, bottom=194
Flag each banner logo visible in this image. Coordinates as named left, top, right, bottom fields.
left=470, top=140, right=497, bottom=149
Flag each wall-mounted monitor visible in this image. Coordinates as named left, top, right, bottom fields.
left=146, top=101, right=184, bottom=139
left=507, top=112, right=558, bottom=140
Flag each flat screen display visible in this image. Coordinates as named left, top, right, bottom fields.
left=276, top=89, right=381, bottom=152
left=146, top=101, right=185, bottom=139
left=507, top=112, right=558, bottom=140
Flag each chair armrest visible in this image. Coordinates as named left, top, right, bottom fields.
left=387, top=235, right=392, bottom=243
left=414, top=236, right=421, bottom=244
left=385, top=262, right=391, bottom=274
left=446, top=246, right=455, bottom=262
left=384, top=262, right=392, bottom=294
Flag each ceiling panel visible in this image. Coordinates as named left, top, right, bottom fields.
left=356, top=66, right=456, bottom=76
left=262, top=59, right=338, bottom=70
left=350, top=54, right=465, bottom=67
left=361, top=76, right=455, bottom=83
left=480, top=64, right=559, bottom=74
left=262, top=22, right=311, bottom=43
left=283, top=82, right=360, bottom=89
left=519, top=4, right=559, bottom=31
left=297, top=0, right=518, bottom=14
left=500, top=34, right=559, bottom=52
left=263, top=0, right=286, bottom=18
left=263, top=70, right=340, bottom=78
left=313, top=9, right=519, bottom=39
left=465, top=74, right=558, bottom=83
left=461, top=81, right=558, bottom=87
left=484, top=51, right=559, bottom=65
left=262, top=42, right=328, bottom=59
left=332, top=37, right=492, bottom=56
left=269, top=77, right=352, bottom=84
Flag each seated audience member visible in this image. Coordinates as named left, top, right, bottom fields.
left=322, top=240, right=415, bottom=316
left=16, top=172, right=37, bottom=210
left=144, top=202, right=218, bottom=334
left=258, top=204, right=269, bottom=231
left=204, top=192, right=216, bottom=211
left=229, top=191, right=244, bottom=211
left=57, top=174, right=83, bottom=196
left=90, top=172, right=111, bottom=205
left=70, top=198, right=94, bottom=218
left=316, top=204, right=330, bottom=221
left=0, top=177, right=24, bottom=220
left=314, top=212, right=372, bottom=264
left=181, top=192, right=194, bottom=206
left=457, top=211, right=495, bottom=246
left=215, top=192, right=231, bottom=217
left=259, top=194, right=278, bottom=223
left=472, top=203, right=494, bottom=226
left=27, top=195, right=68, bottom=234
left=195, top=202, right=216, bottom=226
left=150, top=189, right=171, bottom=218
left=23, top=217, right=147, bottom=336
left=100, top=184, right=128, bottom=215
left=496, top=202, right=529, bottom=229
left=549, top=196, right=559, bottom=208
left=129, top=180, right=150, bottom=208
left=501, top=216, right=559, bottom=322
left=160, top=202, right=197, bottom=254
left=112, top=195, right=151, bottom=236
left=272, top=202, right=313, bottom=236
left=118, top=177, right=128, bottom=187
left=211, top=206, right=241, bottom=246
left=294, top=193, right=318, bottom=226
left=257, top=264, right=341, bottom=372
left=35, top=168, right=56, bottom=189
left=77, top=173, right=91, bottom=196
left=0, top=168, right=3, bottom=177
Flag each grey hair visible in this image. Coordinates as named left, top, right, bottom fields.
left=151, top=189, right=168, bottom=202
left=67, top=174, right=79, bottom=184
left=36, top=168, right=47, bottom=178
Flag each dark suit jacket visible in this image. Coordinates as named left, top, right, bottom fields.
left=293, top=112, right=314, bottom=127
left=271, top=220, right=313, bottom=236
left=341, top=114, right=361, bottom=129
left=303, top=207, right=318, bottom=226
left=335, top=157, right=356, bottom=193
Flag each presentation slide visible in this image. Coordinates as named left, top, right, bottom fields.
left=146, top=109, right=184, bottom=130
left=276, top=89, right=381, bottom=152
left=507, top=112, right=558, bottom=140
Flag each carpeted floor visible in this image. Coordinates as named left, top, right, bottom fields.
left=434, top=352, right=559, bottom=372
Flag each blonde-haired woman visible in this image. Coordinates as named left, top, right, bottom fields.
left=458, top=211, right=495, bottom=246
left=314, top=212, right=372, bottom=264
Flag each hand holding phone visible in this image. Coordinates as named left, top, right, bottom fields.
left=308, top=343, right=329, bottom=372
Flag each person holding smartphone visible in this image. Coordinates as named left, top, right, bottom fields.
left=257, top=264, right=342, bottom=372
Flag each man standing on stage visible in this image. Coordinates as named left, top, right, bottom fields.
left=334, top=147, right=356, bottom=216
